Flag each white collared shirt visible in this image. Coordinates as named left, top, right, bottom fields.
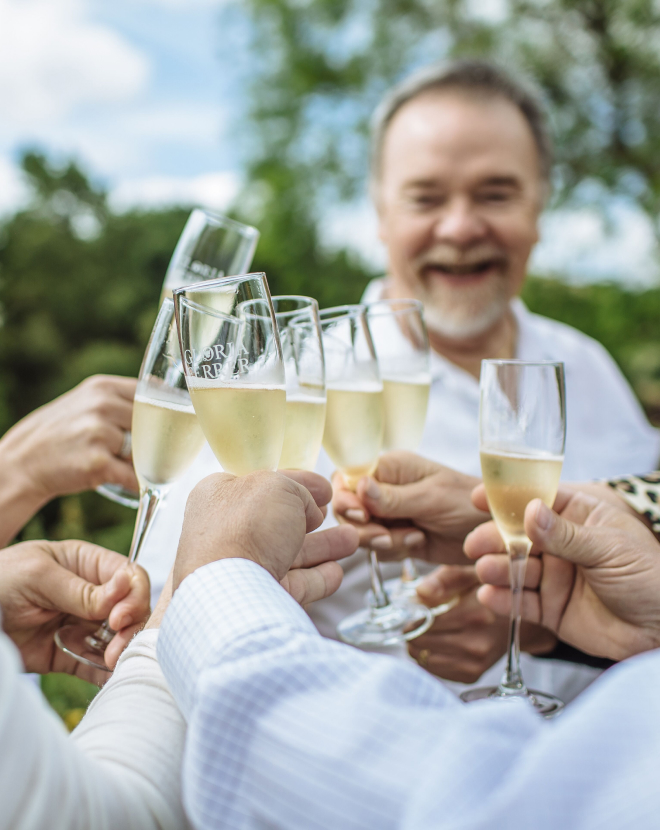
left=157, top=557, right=660, bottom=830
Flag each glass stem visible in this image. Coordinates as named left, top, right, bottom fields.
left=368, top=550, right=390, bottom=609
left=498, top=541, right=530, bottom=695
left=401, top=557, right=419, bottom=583
left=86, top=488, right=162, bottom=649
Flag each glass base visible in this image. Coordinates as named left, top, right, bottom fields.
left=460, top=685, right=564, bottom=718
left=54, top=622, right=113, bottom=673
left=337, top=602, right=433, bottom=648
left=96, top=483, right=140, bottom=510
left=369, top=577, right=460, bottom=617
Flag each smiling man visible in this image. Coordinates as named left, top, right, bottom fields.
left=308, top=60, right=660, bottom=702
left=137, top=60, right=660, bottom=705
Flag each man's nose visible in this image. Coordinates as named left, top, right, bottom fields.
left=432, top=197, right=487, bottom=246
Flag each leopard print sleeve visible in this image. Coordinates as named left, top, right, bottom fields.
left=608, top=472, right=660, bottom=536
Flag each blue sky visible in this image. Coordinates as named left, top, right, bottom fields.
left=0, top=0, right=658, bottom=285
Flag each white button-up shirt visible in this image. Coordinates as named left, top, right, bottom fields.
left=157, top=557, right=660, bottom=830
left=139, top=281, right=659, bottom=700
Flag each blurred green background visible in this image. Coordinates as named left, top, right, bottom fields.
left=3, top=0, right=660, bottom=725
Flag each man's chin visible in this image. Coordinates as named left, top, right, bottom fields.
left=421, top=296, right=510, bottom=341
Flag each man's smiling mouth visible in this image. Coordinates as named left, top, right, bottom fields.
left=422, top=258, right=505, bottom=278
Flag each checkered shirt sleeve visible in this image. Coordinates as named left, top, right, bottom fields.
left=157, top=558, right=660, bottom=830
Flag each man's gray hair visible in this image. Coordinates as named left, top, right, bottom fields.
left=370, top=59, right=553, bottom=187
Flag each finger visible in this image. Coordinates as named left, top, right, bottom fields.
left=88, top=375, right=138, bottom=403
left=476, top=584, right=541, bottom=623
left=524, top=496, right=605, bottom=567
left=106, top=564, right=152, bottom=631
left=105, top=621, right=145, bottom=669
left=281, top=471, right=333, bottom=509
left=475, top=554, right=542, bottom=588
left=416, top=565, right=480, bottom=605
left=291, top=525, right=359, bottom=569
left=354, top=474, right=438, bottom=522
left=372, top=451, right=441, bottom=486
left=283, top=561, right=344, bottom=605
left=93, top=397, right=135, bottom=432
left=101, top=455, right=140, bottom=493
left=419, top=589, right=497, bottom=632
left=463, top=520, right=506, bottom=560
left=471, top=483, right=489, bottom=513
left=332, top=482, right=371, bottom=524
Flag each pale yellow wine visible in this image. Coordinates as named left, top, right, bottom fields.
left=132, top=395, right=205, bottom=489
left=382, top=377, right=431, bottom=451
left=323, top=385, right=384, bottom=489
left=480, top=450, right=564, bottom=549
left=278, top=395, right=327, bottom=471
left=188, top=383, right=286, bottom=475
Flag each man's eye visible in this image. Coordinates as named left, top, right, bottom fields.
left=407, top=194, right=444, bottom=209
left=479, top=190, right=515, bottom=203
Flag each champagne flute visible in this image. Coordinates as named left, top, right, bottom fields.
left=97, top=208, right=259, bottom=509
left=240, top=296, right=326, bottom=471
left=174, top=274, right=287, bottom=475
left=55, top=299, right=206, bottom=671
left=365, top=298, right=433, bottom=600
left=460, top=360, right=566, bottom=717
left=321, top=305, right=432, bottom=647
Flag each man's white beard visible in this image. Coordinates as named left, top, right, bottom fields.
left=417, top=275, right=510, bottom=340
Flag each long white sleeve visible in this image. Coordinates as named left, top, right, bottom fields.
left=0, top=628, right=187, bottom=830
left=158, top=558, right=660, bottom=829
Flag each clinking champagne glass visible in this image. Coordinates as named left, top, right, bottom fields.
left=460, top=360, right=566, bottom=717
left=55, top=299, right=206, bottom=672
left=97, top=208, right=260, bottom=509
left=239, top=296, right=326, bottom=471
left=364, top=298, right=433, bottom=602
left=321, top=305, right=433, bottom=647
left=174, top=273, right=286, bottom=475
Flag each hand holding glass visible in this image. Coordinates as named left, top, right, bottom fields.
left=460, top=360, right=566, bottom=716
left=56, top=299, right=205, bottom=671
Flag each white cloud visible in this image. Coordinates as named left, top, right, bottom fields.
left=320, top=199, right=387, bottom=272
left=531, top=203, right=660, bottom=287
left=0, top=0, right=149, bottom=129
left=109, top=170, right=241, bottom=212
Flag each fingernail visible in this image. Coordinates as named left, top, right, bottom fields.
left=114, top=613, right=131, bottom=630
left=403, top=530, right=425, bottom=547
left=365, top=478, right=380, bottom=500
left=417, top=571, right=441, bottom=598
left=535, top=501, right=554, bottom=531
left=370, top=535, right=392, bottom=550
left=345, top=509, right=367, bottom=523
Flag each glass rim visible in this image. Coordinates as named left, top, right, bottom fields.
left=190, top=207, right=259, bottom=239
left=172, top=272, right=267, bottom=297
left=366, top=298, right=423, bottom=316
left=317, top=304, right=366, bottom=324
left=240, top=295, right=319, bottom=322
left=175, top=295, right=242, bottom=325
left=481, top=359, right=565, bottom=367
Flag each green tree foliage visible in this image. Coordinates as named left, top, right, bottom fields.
left=0, top=152, right=189, bottom=550
left=232, top=0, right=660, bottom=225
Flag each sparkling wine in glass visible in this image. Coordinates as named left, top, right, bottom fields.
left=240, top=296, right=326, bottom=472
left=174, top=273, right=287, bottom=476
left=460, top=359, right=566, bottom=717
left=55, top=299, right=206, bottom=671
left=97, top=209, right=259, bottom=509
left=365, top=299, right=433, bottom=599
left=321, top=305, right=433, bottom=647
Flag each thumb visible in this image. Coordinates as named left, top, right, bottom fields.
left=356, top=475, right=419, bottom=520
left=525, top=499, right=601, bottom=567
left=45, top=563, right=131, bottom=621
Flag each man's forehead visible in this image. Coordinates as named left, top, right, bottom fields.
left=380, top=90, right=541, bottom=187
